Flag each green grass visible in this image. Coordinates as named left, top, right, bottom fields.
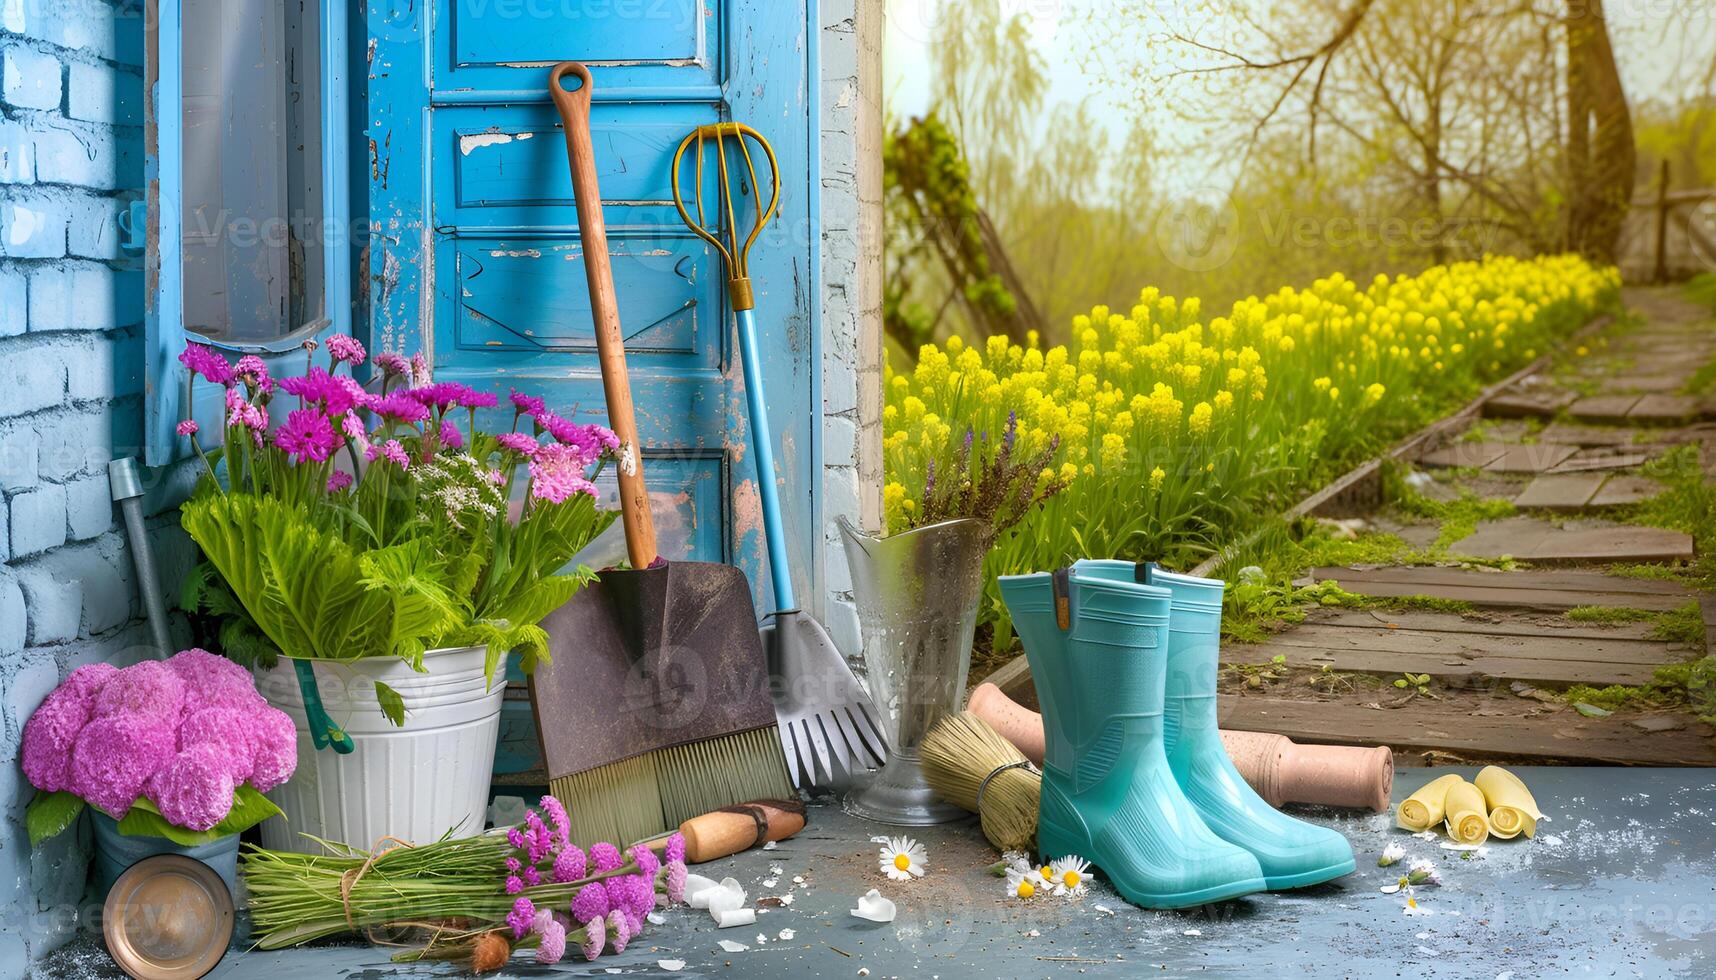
left=1384, top=464, right=1517, bottom=548
left=1562, top=655, right=1716, bottom=722
left=1630, top=445, right=1716, bottom=590
left=1564, top=602, right=1703, bottom=645
left=1565, top=605, right=1657, bottom=624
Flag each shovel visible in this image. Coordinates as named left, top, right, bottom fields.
left=528, top=64, right=793, bottom=849
left=670, top=122, right=887, bottom=789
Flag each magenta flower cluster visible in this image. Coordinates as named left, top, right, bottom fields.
left=497, top=795, right=687, bottom=964
left=21, top=649, right=298, bottom=831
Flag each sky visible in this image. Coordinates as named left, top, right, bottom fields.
left=884, top=0, right=1716, bottom=195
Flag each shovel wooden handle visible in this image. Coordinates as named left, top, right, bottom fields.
left=550, top=61, right=657, bottom=569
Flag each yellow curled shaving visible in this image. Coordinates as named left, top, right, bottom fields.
left=1474, top=765, right=1542, bottom=840
left=1442, top=778, right=1490, bottom=845
left=1396, top=773, right=1462, bottom=832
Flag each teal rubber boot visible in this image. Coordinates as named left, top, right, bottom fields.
left=1119, top=562, right=1356, bottom=890
left=999, top=569, right=1267, bottom=909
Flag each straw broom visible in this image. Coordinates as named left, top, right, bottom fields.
left=919, top=711, right=1040, bottom=851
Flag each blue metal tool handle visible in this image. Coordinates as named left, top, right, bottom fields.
left=292, top=659, right=355, bottom=754
left=734, top=307, right=796, bottom=611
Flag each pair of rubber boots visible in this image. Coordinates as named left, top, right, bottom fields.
left=998, top=561, right=1354, bottom=908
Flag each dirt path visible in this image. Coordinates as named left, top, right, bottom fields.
left=1221, top=285, right=1716, bottom=765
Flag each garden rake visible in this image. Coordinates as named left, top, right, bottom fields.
left=670, top=122, right=888, bottom=789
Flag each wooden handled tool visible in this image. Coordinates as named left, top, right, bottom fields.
left=548, top=61, right=656, bottom=569
left=640, top=799, right=806, bottom=864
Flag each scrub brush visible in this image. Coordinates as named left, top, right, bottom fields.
left=919, top=711, right=1040, bottom=851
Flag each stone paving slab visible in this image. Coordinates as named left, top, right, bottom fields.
left=1586, top=474, right=1666, bottom=508
left=1547, top=447, right=1659, bottom=472
left=1603, top=374, right=1689, bottom=393
left=1480, top=443, right=1579, bottom=473
left=1513, top=473, right=1606, bottom=510
left=1417, top=441, right=1510, bottom=469
left=1568, top=394, right=1643, bottom=424
left=1450, top=517, right=1692, bottom=564
left=1482, top=388, right=1577, bottom=419
left=1536, top=423, right=1641, bottom=447
left=1628, top=393, right=1702, bottom=425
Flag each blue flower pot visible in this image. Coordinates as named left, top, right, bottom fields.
left=90, top=811, right=240, bottom=898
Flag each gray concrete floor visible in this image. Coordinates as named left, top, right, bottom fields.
left=41, top=767, right=1716, bottom=978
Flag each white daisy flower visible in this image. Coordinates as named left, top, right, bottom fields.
left=878, top=836, right=927, bottom=881
left=1378, top=842, right=1405, bottom=867
left=1003, top=867, right=1039, bottom=900
left=1406, top=858, right=1441, bottom=886
left=1049, top=855, right=1093, bottom=897
left=1000, top=850, right=1033, bottom=874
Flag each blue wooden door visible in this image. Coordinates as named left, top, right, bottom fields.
left=365, top=1, right=820, bottom=778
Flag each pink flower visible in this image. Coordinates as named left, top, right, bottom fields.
left=325, top=334, right=367, bottom=366
left=529, top=443, right=599, bottom=504
left=507, top=897, right=536, bottom=940
left=535, top=917, right=566, bottom=965
left=21, top=666, right=113, bottom=793
left=179, top=343, right=234, bottom=386
left=176, top=420, right=199, bottom=437
left=523, top=865, right=541, bottom=887
left=510, top=390, right=546, bottom=418
left=539, top=413, right=620, bottom=459
left=281, top=368, right=365, bottom=416
left=540, top=795, right=571, bottom=849
left=326, top=471, right=354, bottom=493
left=364, top=439, right=410, bottom=470
left=664, top=832, right=686, bottom=865
left=409, top=353, right=429, bottom=384
left=340, top=412, right=367, bottom=440
left=497, top=432, right=539, bottom=458
left=589, top=842, right=623, bottom=873
left=405, top=383, right=465, bottom=410
left=94, top=661, right=185, bottom=722
left=176, top=707, right=255, bottom=783
left=70, top=714, right=175, bottom=817
left=505, top=875, right=524, bottom=894
left=234, top=355, right=273, bottom=394
left=629, top=844, right=660, bottom=881
left=167, top=649, right=264, bottom=715
left=275, top=409, right=340, bottom=464
left=552, top=846, right=587, bottom=884
left=147, top=744, right=237, bottom=831
left=439, top=419, right=464, bottom=450
left=248, top=707, right=298, bottom=793
left=571, top=881, right=610, bottom=923
left=226, top=388, right=268, bottom=438
left=374, top=351, right=409, bottom=377
left=665, top=861, right=687, bottom=904
left=579, top=915, right=605, bottom=961
left=365, top=392, right=431, bottom=424
left=605, top=909, right=631, bottom=954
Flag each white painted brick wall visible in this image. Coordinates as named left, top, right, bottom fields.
left=819, top=0, right=884, bottom=667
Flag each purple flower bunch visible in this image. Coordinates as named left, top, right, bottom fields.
left=21, top=649, right=297, bottom=832
left=496, top=795, right=688, bottom=964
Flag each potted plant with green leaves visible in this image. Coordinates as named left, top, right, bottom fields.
left=21, top=649, right=296, bottom=894
left=175, top=337, right=617, bottom=853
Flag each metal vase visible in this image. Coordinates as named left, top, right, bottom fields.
left=838, top=516, right=990, bottom=825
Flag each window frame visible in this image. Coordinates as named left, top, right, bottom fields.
left=143, top=0, right=354, bottom=465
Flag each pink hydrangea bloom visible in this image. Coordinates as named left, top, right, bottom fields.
left=177, top=707, right=255, bottom=783
left=275, top=409, right=340, bottom=464
left=535, top=917, right=566, bottom=965
left=21, top=680, right=97, bottom=793
left=180, top=344, right=234, bottom=386
left=168, top=649, right=265, bottom=715
left=94, top=660, right=185, bottom=722
left=529, top=443, right=599, bottom=504
left=248, top=706, right=299, bottom=792
left=148, top=744, right=237, bottom=831
left=176, top=420, right=198, bottom=437
left=579, top=915, right=605, bottom=961
left=571, top=881, right=610, bottom=923
left=70, top=713, right=176, bottom=817
left=325, top=334, right=367, bottom=366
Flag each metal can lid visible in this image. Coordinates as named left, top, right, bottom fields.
left=102, top=854, right=234, bottom=980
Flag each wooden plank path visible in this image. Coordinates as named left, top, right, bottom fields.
left=990, top=287, right=1716, bottom=767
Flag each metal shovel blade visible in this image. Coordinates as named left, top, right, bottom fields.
left=762, top=609, right=889, bottom=789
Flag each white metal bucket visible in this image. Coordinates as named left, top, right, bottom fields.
left=254, top=647, right=504, bottom=854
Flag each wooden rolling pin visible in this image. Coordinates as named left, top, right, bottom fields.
left=966, top=682, right=1393, bottom=812
left=640, top=798, right=806, bottom=864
